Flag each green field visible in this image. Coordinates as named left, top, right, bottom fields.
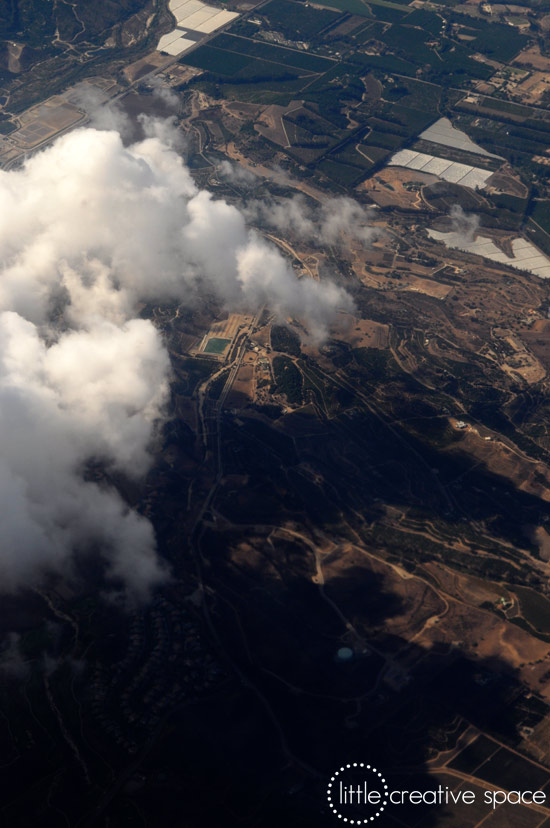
left=379, top=102, right=436, bottom=135
left=460, top=94, right=548, bottom=121
left=351, top=50, right=418, bottom=76
left=384, top=76, right=443, bottom=112
left=526, top=218, right=550, bottom=257
left=318, top=157, right=368, bottom=185
left=365, top=3, right=409, bottom=22
left=469, top=25, right=524, bottom=62
left=382, top=22, right=436, bottom=58
left=405, top=8, right=443, bottom=33
left=514, top=586, right=550, bottom=635
left=233, top=59, right=303, bottom=81
left=353, top=19, right=389, bottom=41
left=182, top=35, right=334, bottom=86
left=383, top=31, right=492, bottom=83
left=182, top=45, right=254, bottom=76
left=212, top=33, right=334, bottom=72
left=317, top=0, right=410, bottom=15
left=449, top=14, right=526, bottom=62
left=204, top=337, right=231, bottom=354
left=354, top=144, right=391, bottom=164
left=529, top=201, right=550, bottom=234
left=260, top=0, right=342, bottom=38
left=363, top=129, right=404, bottom=149
left=272, top=355, right=303, bottom=404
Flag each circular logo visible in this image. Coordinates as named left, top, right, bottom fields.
left=327, top=763, right=388, bottom=823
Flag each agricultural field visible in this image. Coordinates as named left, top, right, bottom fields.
left=181, top=32, right=338, bottom=104
left=318, top=156, right=372, bottom=185
left=362, top=3, right=409, bottom=22
left=529, top=201, right=550, bottom=235
left=182, top=0, right=525, bottom=188
left=318, top=0, right=410, bottom=16
left=208, top=33, right=335, bottom=73
left=475, top=746, right=550, bottom=790
left=363, top=129, right=404, bottom=149
left=513, top=586, right=550, bottom=635
left=182, top=45, right=254, bottom=76
left=449, top=12, right=527, bottom=62
left=384, top=77, right=444, bottom=113
left=351, top=19, right=391, bottom=41
left=449, top=735, right=503, bottom=774
left=258, top=0, right=342, bottom=39
left=180, top=0, right=543, bottom=192
left=272, top=355, right=303, bottom=404
left=203, top=337, right=231, bottom=355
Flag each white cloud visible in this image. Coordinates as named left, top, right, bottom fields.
left=450, top=204, right=480, bottom=244
left=218, top=160, right=258, bottom=187
left=0, top=125, right=352, bottom=599
left=0, top=311, right=169, bottom=597
left=244, top=194, right=379, bottom=247
left=147, top=76, right=181, bottom=112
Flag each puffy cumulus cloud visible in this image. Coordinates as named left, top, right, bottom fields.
left=0, top=125, right=351, bottom=599
left=0, top=128, right=350, bottom=327
left=0, top=310, right=169, bottom=598
left=244, top=194, right=380, bottom=247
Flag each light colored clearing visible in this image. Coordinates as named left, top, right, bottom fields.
left=358, top=167, right=438, bottom=209
left=513, top=44, right=550, bottom=71
left=208, top=312, right=252, bottom=343
left=123, top=51, right=173, bottom=82
left=516, top=70, right=550, bottom=104
left=227, top=363, right=254, bottom=402
left=388, top=150, right=493, bottom=190
left=400, top=276, right=453, bottom=299
left=256, top=100, right=303, bottom=148
left=419, top=117, right=503, bottom=159
left=338, top=315, right=390, bottom=349
left=427, top=228, right=550, bottom=279
left=158, top=0, right=239, bottom=53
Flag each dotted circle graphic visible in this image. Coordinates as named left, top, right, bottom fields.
left=327, top=763, right=389, bottom=823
